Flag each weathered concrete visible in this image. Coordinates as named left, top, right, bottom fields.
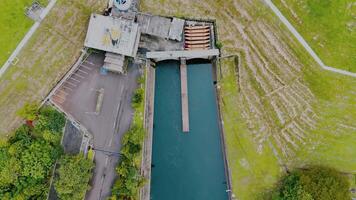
left=180, top=58, right=189, bottom=132
left=146, top=49, right=220, bottom=61
left=62, top=120, right=83, bottom=155
left=139, top=62, right=155, bottom=200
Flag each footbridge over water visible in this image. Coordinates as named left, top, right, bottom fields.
left=146, top=49, right=220, bottom=62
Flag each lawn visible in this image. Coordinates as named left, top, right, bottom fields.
left=272, top=0, right=356, bottom=72
left=140, top=0, right=356, bottom=199
left=0, top=0, right=49, bottom=67
left=218, top=58, right=281, bottom=200
left=0, top=0, right=107, bottom=136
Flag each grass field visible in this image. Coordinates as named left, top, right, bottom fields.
left=140, top=0, right=356, bottom=199
left=0, top=0, right=107, bottom=136
left=0, top=0, right=49, bottom=67
left=272, top=0, right=356, bottom=72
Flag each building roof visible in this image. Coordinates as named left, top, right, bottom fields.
left=84, top=14, right=140, bottom=57
left=169, top=18, right=185, bottom=41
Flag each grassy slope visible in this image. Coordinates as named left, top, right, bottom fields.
left=0, top=0, right=48, bottom=67
left=0, top=0, right=107, bottom=136
left=219, top=58, right=281, bottom=199
left=141, top=0, right=356, bottom=199
left=294, top=60, right=356, bottom=172
left=0, top=0, right=33, bottom=67
left=273, top=0, right=356, bottom=72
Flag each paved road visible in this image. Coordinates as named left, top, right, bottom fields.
left=263, top=0, right=356, bottom=78
left=0, top=0, right=57, bottom=78
left=58, top=52, right=140, bottom=200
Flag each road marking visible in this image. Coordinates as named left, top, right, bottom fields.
left=73, top=73, right=85, bottom=79
left=80, top=64, right=93, bottom=70
left=69, top=76, right=81, bottom=82
left=65, top=81, right=77, bottom=87
left=77, top=68, right=89, bottom=74
left=57, top=89, right=69, bottom=95
left=62, top=85, right=73, bottom=91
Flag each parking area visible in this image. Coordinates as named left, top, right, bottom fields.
left=51, top=51, right=140, bottom=200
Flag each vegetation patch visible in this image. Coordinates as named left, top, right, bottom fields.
left=273, top=0, right=356, bottom=72
left=266, top=166, right=351, bottom=200
left=110, top=74, right=146, bottom=200
left=0, top=105, right=64, bottom=199
left=54, top=155, right=94, bottom=200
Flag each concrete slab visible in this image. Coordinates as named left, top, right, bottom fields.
left=146, top=49, right=220, bottom=60
left=62, top=120, right=83, bottom=155
left=180, top=59, right=189, bottom=132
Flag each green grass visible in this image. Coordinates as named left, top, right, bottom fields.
left=219, top=58, right=281, bottom=199
left=292, top=63, right=356, bottom=172
left=0, top=0, right=49, bottom=67
left=273, top=0, right=356, bottom=72
left=0, top=0, right=34, bottom=67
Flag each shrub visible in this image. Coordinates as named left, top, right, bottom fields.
left=36, top=106, right=66, bottom=133
left=16, top=103, right=39, bottom=121
left=268, top=166, right=351, bottom=200
left=54, top=155, right=94, bottom=200
left=132, top=88, right=144, bottom=108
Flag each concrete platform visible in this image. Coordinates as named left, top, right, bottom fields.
left=146, top=49, right=219, bottom=61
left=180, top=58, right=189, bottom=132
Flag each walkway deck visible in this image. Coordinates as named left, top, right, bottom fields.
left=180, top=58, right=189, bottom=132
left=146, top=49, right=219, bottom=61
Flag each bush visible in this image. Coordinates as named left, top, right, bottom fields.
left=111, top=125, right=145, bottom=199
left=132, top=88, right=144, bottom=108
left=36, top=106, right=66, bottom=133
left=268, top=166, right=351, bottom=200
left=16, top=103, right=39, bottom=121
left=216, top=41, right=224, bottom=49
left=54, top=155, right=94, bottom=200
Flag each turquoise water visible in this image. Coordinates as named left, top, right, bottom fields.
left=151, top=60, right=228, bottom=200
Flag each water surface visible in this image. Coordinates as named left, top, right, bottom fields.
left=151, top=60, right=228, bottom=200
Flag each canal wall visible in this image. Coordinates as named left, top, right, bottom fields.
left=140, top=61, right=155, bottom=200
left=213, top=59, right=234, bottom=200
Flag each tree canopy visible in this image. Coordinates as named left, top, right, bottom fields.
left=0, top=106, right=64, bottom=199
left=54, top=155, right=94, bottom=200
left=268, top=166, right=351, bottom=200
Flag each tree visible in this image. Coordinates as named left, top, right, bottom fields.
left=54, top=155, right=94, bottom=200
left=268, top=166, right=350, bottom=200
left=21, top=140, right=59, bottom=179
left=35, top=106, right=66, bottom=133
left=299, top=166, right=350, bottom=200
left=16, top=103, right=39, bottom=121
left=0, top=105, right=65, bottom=199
